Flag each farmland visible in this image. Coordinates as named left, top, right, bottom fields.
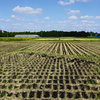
left=0, top=38, right=100, bottom=100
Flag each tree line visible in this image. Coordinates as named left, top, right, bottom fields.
left=0, top=30, right=99, bottom=37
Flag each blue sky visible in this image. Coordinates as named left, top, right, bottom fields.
left=0, top=0, right=100, bottom=32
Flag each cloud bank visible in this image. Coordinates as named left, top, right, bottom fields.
left=12, top=6, right=42, bottom=15
left=58, top=0, right=90, bottom=5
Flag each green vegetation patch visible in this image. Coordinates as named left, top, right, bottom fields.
left=8, top=85, right=13, bottom=90
left=1, top=91, right=6, bottom=97
left=0, top=68, right=2, bottom=74
left=0, top=37, right=40, bottom=41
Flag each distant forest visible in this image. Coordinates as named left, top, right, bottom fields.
left=0, top=30, right=99, bottom=37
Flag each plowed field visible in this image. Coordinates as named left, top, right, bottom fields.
left=0, top=41, right=100, bottom=100
left=26, top=42, right=100, bottom=56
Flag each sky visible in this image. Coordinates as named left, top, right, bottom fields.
left=0, top=0, right=100, bottom=32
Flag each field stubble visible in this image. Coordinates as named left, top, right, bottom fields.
left=0, top=41, right=100, bottom=99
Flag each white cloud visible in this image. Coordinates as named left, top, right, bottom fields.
left=58, top=0, right=75, bottom=5
left=58, top=0, right=90, bottom=5
left=58, top=0, right=90, bottom=6
left=81, top=20, right=88, bottom=23
left=5, top=19, right=11, bottom=22
left=0, top=19, right=4, bottom=21
left=81, top=20, right=94, bottom=23
left=29, top=23, right=34, bottom=26
left=88, top=21, right=94, bottom=24
left=72, top=22, right=78, bottom=24
left=57, top=20, right=71, bottom=23
left=32, top=19, right=45, bottom=24
left=68, top=15, right=78, bottom=19
left=80, top=15, right=100, bottom=19
left=57, top=21, right=67, bottom=23
left=12, top=6, right=43, bottom=15
left=80, top=15, right=93, bottom=19
left=11, top=15, right=25, bottom=21
left=95, top=16, right=100, bottom=19
left=0, top=18, right=11, bottom=22
left=11, top=15, right=16, bottom=18
left=47, top=25, right=51, bottom=27
left=87, top=24, right=92, bottom=26
left=67, top=10, right=81, bottom=14
left=44, top=17, right=50, bottom=20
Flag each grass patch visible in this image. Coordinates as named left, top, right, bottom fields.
left=8, top=85, right=13, bottom=90
left=3, top=80, right=7, bottom=83
left=28, top=85, right=32, bottom=89
left=97, top=94, right=100, bottom=99
left=0, top=68, right=2, bottom=72
left=0, top=37, right=40, bottom=41
left=0, top=68, right=2, bottom=74
left=35, top=37, right=100, bottom=41
left=0, top=37, right=100, bottom=42
left=1, top=91, right=6, bottom=97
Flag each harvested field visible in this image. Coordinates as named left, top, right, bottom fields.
left=20, top=41, right=100, bottom=57
left=0, top=42, right=32, bottom=54
left=35, top=37, right=100, bottom=41
left=0, top=41, right=100, bottom=99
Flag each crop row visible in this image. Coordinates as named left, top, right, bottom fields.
left=0, top=52, right=100, bottom=99
left=0, top=41, right=100, bottom=57
left=27, top=42, right=100, bottom=57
